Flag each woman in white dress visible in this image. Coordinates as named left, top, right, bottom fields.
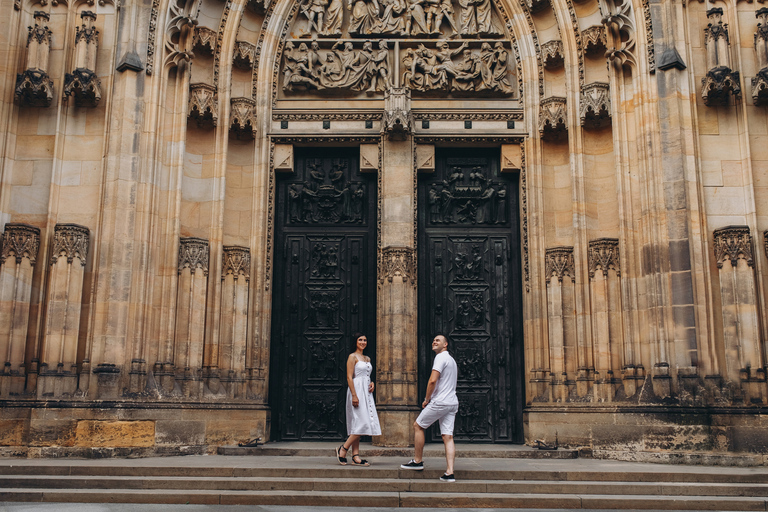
left=335, top=332, right=381, bottom=466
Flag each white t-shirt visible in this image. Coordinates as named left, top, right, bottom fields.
left=430, top=350, right=458, bottom=406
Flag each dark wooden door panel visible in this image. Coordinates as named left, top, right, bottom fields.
left=418, top=148, right=523, bottom=443
left=271, top=148, right=376, bottom=441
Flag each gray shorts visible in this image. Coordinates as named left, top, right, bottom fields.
left=416, top=402, right=459, bottom=435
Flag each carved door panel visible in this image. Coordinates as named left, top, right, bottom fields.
left=418, top=148, right=524, bottom=443
left=271, top=147, right=377, bottom=441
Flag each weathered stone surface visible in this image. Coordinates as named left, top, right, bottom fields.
left=155, top=420, right=206, bottom=446
left=74, top=421, right=154, bottom=448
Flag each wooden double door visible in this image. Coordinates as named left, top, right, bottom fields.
left=270, top=147, right=377, bottom=440
left=270, top=146, right=523, bottom=443
left=418, top=148, right=524, bottom=443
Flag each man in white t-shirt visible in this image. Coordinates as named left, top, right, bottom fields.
left=400, top=334, right=459, bottom=482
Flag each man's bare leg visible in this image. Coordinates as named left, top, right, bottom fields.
left=414, top=422, right=425, bottom=462
left=442, top=434, right=455, bottom=474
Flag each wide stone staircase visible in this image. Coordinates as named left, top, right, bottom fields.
left=1, top=443, right=767, bottom=509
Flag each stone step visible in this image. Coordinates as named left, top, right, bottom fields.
left=1, top=462, right=765, bottom=484
left=218, top=442, right=579, bottom=459
left=0, top=475, right=765, bottom=497
left=0, top=488, right=766, bottom=510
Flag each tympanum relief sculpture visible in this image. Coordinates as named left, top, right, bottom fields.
left=284, top=0, right=513, bottom=97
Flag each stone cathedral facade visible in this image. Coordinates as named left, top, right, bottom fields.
left=1, top=0, right=768, bottom=460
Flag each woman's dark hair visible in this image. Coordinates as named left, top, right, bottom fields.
left=351, top=332, right=367, bottom=351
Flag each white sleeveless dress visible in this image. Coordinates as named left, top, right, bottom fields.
left=346, top=360, right=382, bottom=436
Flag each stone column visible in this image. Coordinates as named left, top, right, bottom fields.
left=588, top=238, right=622, bottom=402
left=713, top=227, right=765, bottom=403
left=38, top=224, right=89, bottom=398
left=545, top=247, right=575, bottom=402
left=219, top=245, right=250, bottom=399
left=375, top=87, right=418, bottom=446
left=173, top=237, right=210, bottom=398
left=0, top=224, right=40, bottom=397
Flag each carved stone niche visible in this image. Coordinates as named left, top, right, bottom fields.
left=188, top=83, right=218, bottom=128
left=233, top=41, right=256, bottom=70
left=542, top=41, right=564, bottom=70
left=15, top=12, right=54, bottom=108
left=193, top=27, right=216, bottom=56
left=753, top=8, right=768, bottom=106
left=579, top=82, right=611, bottom=129
left=382, top=87, right=412, bottom=141
left=230, top=97, right=257, bottom=140
left=539, top=97, right=567, bottom=141
left=702, top=8, right=741, bottom=106
left=582, top=26, right=607, bottom=56
left=247, top=0, right=270, bottom=13
left=63, top=13, right=102, bottom=108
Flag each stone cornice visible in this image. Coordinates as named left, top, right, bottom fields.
left=51, top=224, right=89, bottom=267
left=545, top=246, right=575, bottom=284
left=714, top=226, right=753, bottom=268
left=1, top=223, right=41, bottom=267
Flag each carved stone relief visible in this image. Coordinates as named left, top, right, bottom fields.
left=382, top=87, right=411, bottom=139
left=539, top=97, right=567, bottom=140
left=193, top=27, right=217, bottom=55
left=714, top=226, right=753, bottom=269
left=580, top=82, right=611, bottom=129
left=379, top=246, right=416, bottom=284
left=588, top=238, right=620, bottom=278
left=582, top=25, right=607, bottom=55
left=545, top=246, right=574, bottom=284
left=1, top=224, right=41, bottom=266
left=15, top=12, right=54, bottom=108
left=293, top=0, right=502, bottom=38
left=188, top=83, right=218, bottom=128
left=233, top=41, right=256, bottom=69
left=403, top=41, right=513, bottom=95
left=282, top=40, right=390, bottom=93
left=223, top=246, right=251, bottom=280
left=230, top=97, right=257, bottom=139
left=51, top=224, right=89, bottom=267
left=178, top=237, right=210, bottom=275
left=542, top=40, right=564, bottom=70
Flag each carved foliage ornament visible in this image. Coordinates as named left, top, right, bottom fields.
left=230, top=97, right=257, bottom=139
left=539, top=97, right=567, bottom=137
left=28, top=11, right=52, bottom=46
left=702, top=68, right=741, bottom=106
left=233, top=41, right=256, bottom=69
left=379, top=246, right=416, bottom=284
left=582, top=26, right=607, bottom=55
left=542, top=40, right=564, bottom=70
left=15, top=70, right=54, bottom=107
left=64, top=69, right=102, bottom=107
left=382, top=87, right=412, bottom=139
left=51, top=223, right=90, bottom=267
left=178, top=237, right=210, bottom=275
left=545, top=246, right=574, bottom=284
left=193, top=27, right=216, bottom=55
left=702, top=8, right=740, bottom=106
left=188, top=83, right=218, bottom=128
left=714, top=226, right=753, bottom=269
left=580, top=82, right=611, bottom=129
left=75, top=11, right=99, bottom=46
left=1, top=223, right=41, bottom=267
left=222, top=246, right=250, bottom=280
left=753, top=9, right=768, bottom=106
left=588, top=238, right=620, bottom=278
left=602, top=0, right=637, bottom=69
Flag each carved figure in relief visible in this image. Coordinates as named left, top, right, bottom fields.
left=377, top=0, right=408, bottom=35
left=427, top=168, right=507, bottom=224
left=487, top=42, right=513, bottom=94
left=348, top=0, right=381, bottom=35
left=368, top=40, right=391, bottom=92
left=289, top=184, right=302, bottom=222
left=434, top=40, right=468, bottom=85
left=458, top=0, right=500, bottom=36
left=430, top=0, right=459, bottom=35
left=301, top=0, right=329, bottom=34
left=453, top=48, right=492, bottom=91
left=283, top=42, right=324, bottom=90
left=351, top=183, right=365, bottom=221
left=429, top=186, right=441, bottom=223
left=324, top=0, right=344, bottom=35
left=405, top=0, right=429, bottom=35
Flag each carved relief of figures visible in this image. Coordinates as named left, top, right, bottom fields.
left=288, top=159, right=366, bottom=224
left=458, top=0, right=501, bottom=36
left=312, top=243, right=339, bottom=278
left=292, top=0, right=503, bottom=38
left=428, top=166, right=507, bottom=224
left=403, top=41, right=512, bottom=95
left=283, top=40, right=390, bottom=93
